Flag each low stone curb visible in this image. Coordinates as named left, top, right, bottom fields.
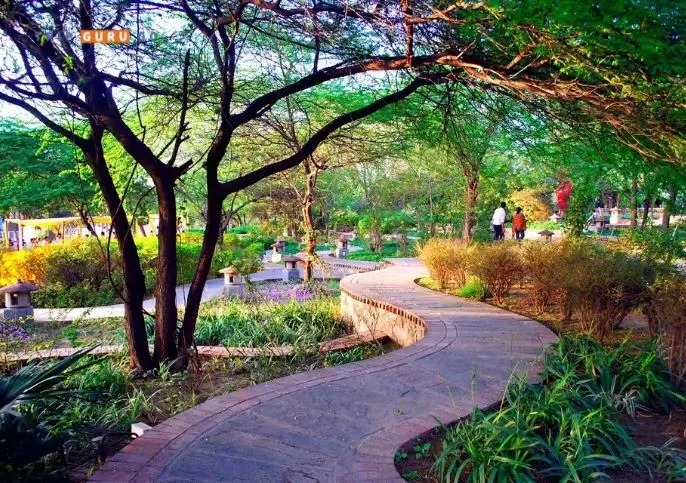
left=3, top=331, right=388, bottom=364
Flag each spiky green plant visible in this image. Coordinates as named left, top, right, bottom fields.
left=0, top=346, right=97, bottom=479
left=434, top=336, right=685, bottom=482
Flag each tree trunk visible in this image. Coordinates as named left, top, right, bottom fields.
left=428, top=177, right=435, bottom=237
left=76, top=205, right=98, bottom=237
left=302, top=164, right=318, bottom=283
left=463, top=176, right=478, bottom=243
left=662, top=186, right=678, bottom=230
left=179, top=194, right=222, bottom=356
left=629, top=180, right=638, bottom=229
left=85, top=125, right=154, bottom=370
left=153, top=178, right=179, bottom=363
left=641, top=193, right=651, bottom=229
left=368, top=223, right=383, bottom=252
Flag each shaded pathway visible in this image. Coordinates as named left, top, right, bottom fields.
left=91, top=259, right=556, bottom=482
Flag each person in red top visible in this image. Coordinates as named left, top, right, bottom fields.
left=512, top=207, right=527, bottom=241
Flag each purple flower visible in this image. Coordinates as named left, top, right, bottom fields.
left=0, top=322, right=30, bottom=341
left=255, top=284, right=314, bottom=303
left=293, top=287, right=313, bottom=303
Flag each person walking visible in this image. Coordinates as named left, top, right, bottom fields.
left=512, top=207, right=527, bottom=241
left=491, top=202, right=507, bottom=240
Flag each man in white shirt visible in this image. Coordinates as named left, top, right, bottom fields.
left=491, top=202, right=507, bottom=240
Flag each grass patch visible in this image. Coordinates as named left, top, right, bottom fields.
left=456, top=277, right=490, bottom=300
left=346, top=240, right=415, bottom=262
left=194, top=296, right=344, bottom=347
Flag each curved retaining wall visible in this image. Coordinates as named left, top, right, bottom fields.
left=341, top=287, right=427, bottom=347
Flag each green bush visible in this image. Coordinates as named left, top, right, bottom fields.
left=33, top=282, right=118, bottom=308
left=456, top=276, right=490, bottom=300
left=2, top=235, right=265, bottom=308
left=283, top=239, right=299, bottom=255
left=228, top=225, right=262, bottom=235
left=211, top=240, right=263, bottom=277
left=330, top=210, right=360, bottom=230
left=610, top=227, right=684, bottom=264
left=525, top=220, right=560, bottom=231
left=347, top=240, right=415, bottom=262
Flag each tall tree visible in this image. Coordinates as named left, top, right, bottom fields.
left=0, top=0, right=682, bottom=370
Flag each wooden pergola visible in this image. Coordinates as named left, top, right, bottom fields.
left=3, top=216, right=113, bottom=250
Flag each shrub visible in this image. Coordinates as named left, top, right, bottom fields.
left=646, top=274, right=686, bottom=390
left=572, top=251, right=654, bottom=340
left=417, top=238, right=469, bottom=289
left=521, top=241, right=561, bottom=312
left=228, top=224, right=262, bottom=235
left=508, top=188, right=552, bottom=222
left=0, top=238, right=108, bottom=288
left=523, top=238, right=654, bottom=339
left=0, top=239, right=122, bottom=308
left=0, top=236, right=264, bottom=308
left=470, top=242, right=523, bottom=304
left=608, top=227, right=684, bottom=265
left=34, top=283, right=114, bottom=309
left=330, top=210, right=360, bottom=230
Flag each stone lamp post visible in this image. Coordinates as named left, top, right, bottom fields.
left=271, top=238, right=286, bottom=263
left=0, top=280, right=38, bottom=322
left=538, top=229, right=555, bottom=242
left=219, top=266, right=244, bottom=298
left=282, top=255, right=302, bottom=282
left=335, top=237, right=349, bottom=258
left=609, top=208, right=621, bottom=226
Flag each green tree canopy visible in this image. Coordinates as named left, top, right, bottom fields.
left=0, top=119, right=97, bottom=217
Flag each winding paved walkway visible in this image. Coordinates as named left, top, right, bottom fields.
left=92, top=259, right=556, bottom=482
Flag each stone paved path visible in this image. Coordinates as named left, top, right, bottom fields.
left=91, top=259, right=556, bottom=482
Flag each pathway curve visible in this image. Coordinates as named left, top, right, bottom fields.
left=91, top=259, right=557, bottom=482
